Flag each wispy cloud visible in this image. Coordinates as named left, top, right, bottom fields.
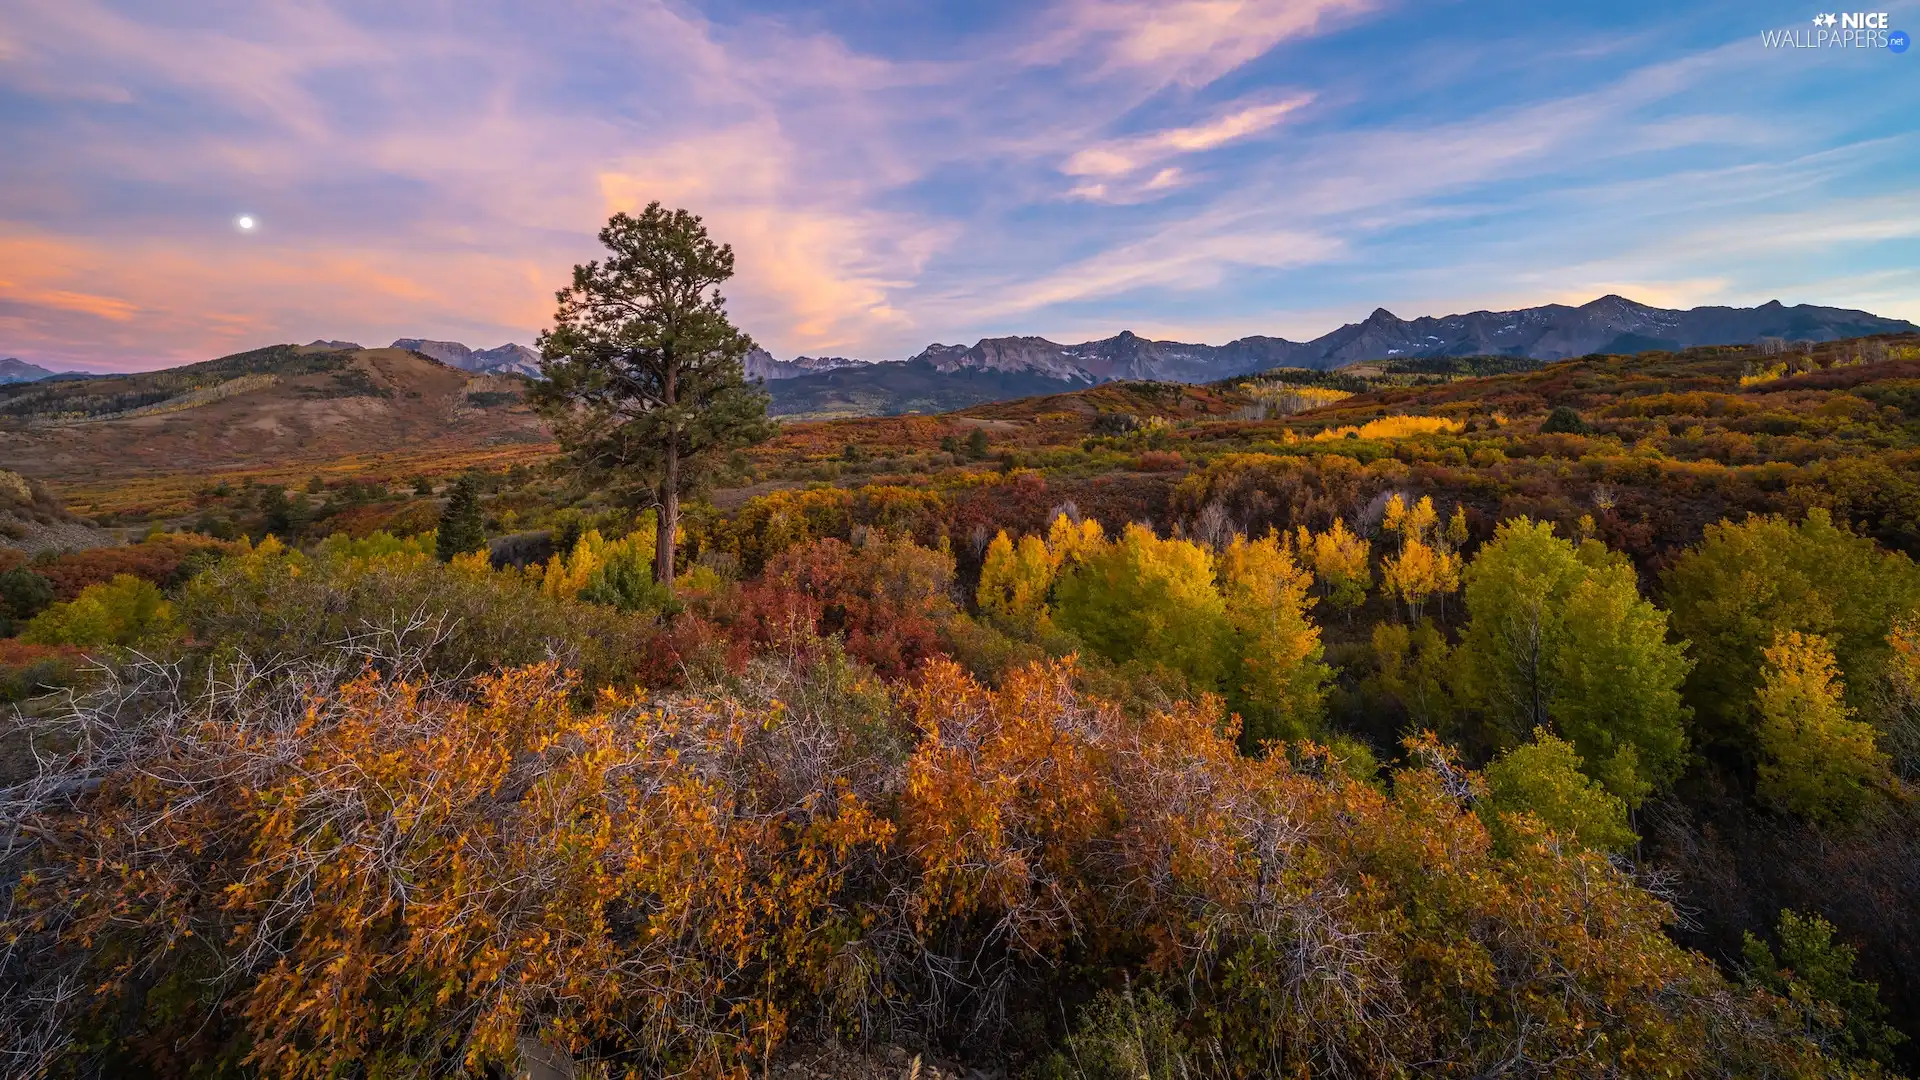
left=1062, top=93, right=1316, bottom=203
left=0, top=0, right=1912, bottom=370
left=1026, top=0, right=1377, bottom=85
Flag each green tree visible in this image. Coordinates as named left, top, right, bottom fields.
left=1549, top=563, right=1693, bottom=803
left=1457, top=519, right=1588, bottom=734
left=22, top=574, right=176, bottom=648
left=1480, top=729, right=1637, bottom=855
left=533, top=204, right=775, bottom=592
left=1540, top=405, right=1589, bottom=434
left=1054, top=523, right=1226, bottom=689
left=1753, top=630, right=1887, bottom=824
left=1743, top=910, right=1905, bottom=1067
left=1367, top=619, right=1457, bottom=732
left=965, top=427, right=990, bottom=459
left=259, top=485, right=307, bottom=540
left=1664, top=509, right=1920, bottom=747
left=0, top=565, right=56, bottom=634
left=1457, top=519, right=1691, bottom=802
left=435, top=474, right=487, bottom=563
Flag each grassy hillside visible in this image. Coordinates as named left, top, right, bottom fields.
left=0, top=345, right=547, bottom=492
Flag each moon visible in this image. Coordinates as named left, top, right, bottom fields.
left=236, top=215, right=256, bottom=231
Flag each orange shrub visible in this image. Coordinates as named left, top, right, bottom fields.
left=6, top=650, right=1845, bottom=1078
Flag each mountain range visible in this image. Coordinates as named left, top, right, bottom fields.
left=762, top=296, right=1915, bottom=384
left=1, top=357, right=71, bottom=384
left=4, top=296, right=1911, bottom=412
left=742, top=351, right=870, bottom=381
left=758, top=296, right=1917, bottom=416
left=389, top=339, right=543, bottom=377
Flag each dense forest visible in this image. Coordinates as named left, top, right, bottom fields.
left=6, top=325, right=1920, bottom=1078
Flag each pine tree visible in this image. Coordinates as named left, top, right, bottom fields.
left=436, top=474, right=487, bottom=563
left=533, top=205, right=775, bottom=592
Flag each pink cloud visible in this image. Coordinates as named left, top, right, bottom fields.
left=1028, top=0, right=1377, bottom=85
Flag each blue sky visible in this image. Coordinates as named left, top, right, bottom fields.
left=1, top=0, right=1915, bottom=372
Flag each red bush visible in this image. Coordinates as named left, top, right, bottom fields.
left=33, top=536, right=232, bottom=600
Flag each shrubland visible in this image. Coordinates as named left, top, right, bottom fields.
left=5, top=331, right=1920, bottom=1076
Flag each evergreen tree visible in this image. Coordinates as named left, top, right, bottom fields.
left=533, top=205, right=775, bottom=592
left=0, top=565, right=56, bottom=636
left=435, top=474, right=487, bottom=562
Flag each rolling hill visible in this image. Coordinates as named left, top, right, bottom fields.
left=0, top=343, right=545, bottom=483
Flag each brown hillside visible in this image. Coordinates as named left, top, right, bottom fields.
left=0, top=346, right=549, bottom=484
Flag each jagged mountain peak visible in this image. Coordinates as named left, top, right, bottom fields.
left=763, top=296, right=1916, bottom=416
left=390, top=338, right=540, bottom=377
left=0, top=357, right=64, bottom=384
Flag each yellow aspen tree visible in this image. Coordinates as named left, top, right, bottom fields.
left=1052, top=523, right=1226, bottom=688
left=1755, top=630, right=1889, bottom=823
left=977, top=530, right=1056, bottom=636
left=1383, top=536, right=1444, bottom=620
left=1311, top=517, right=1372, bottom=620
left=1382, top=493, right=1409, bottom=537
left=1046, top=513, right=1106, bottom=569
left=1218, top=532, right=1331, bottom=747
left=1407, top=495, right=1439, bottom=541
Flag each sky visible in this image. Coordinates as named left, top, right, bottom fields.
left=0, top=0, right=1916, bottom=373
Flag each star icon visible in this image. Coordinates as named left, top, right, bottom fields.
left=1824, top=13, right=1839, bottom=26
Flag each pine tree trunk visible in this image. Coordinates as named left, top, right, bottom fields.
left=657, top=451, right=678, bottom=594
left=658, top=373, right=679, bottom=594
left=657, top=357, right=679, bottom=594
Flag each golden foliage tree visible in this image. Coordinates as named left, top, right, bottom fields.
left=1296, top=516, right=1371, bottom=619
left=1218, top=532, right=1330, bottom=747
left=1754, top=630, right=1889, bottom=824
left=1052, top=523, right=1227, bottom=688
left=976, top=529, right=1056, bottom=636
left=1379, top=495, right=1460, bottom=621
